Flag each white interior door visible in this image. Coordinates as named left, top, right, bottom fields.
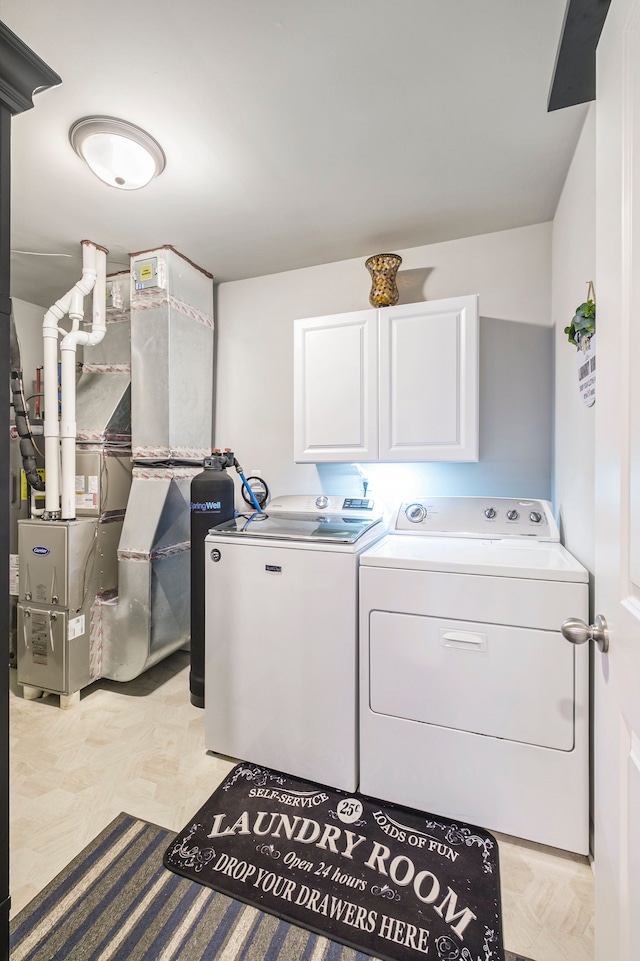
left=593, top=2, right=640, bottom=957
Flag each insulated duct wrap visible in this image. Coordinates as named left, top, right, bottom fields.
left=130, top=247, right=214, bottom=463
left=99, top=466, right=200, bottom=681
left=76, top=273, right=132, bottom=447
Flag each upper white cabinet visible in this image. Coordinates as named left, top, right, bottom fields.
left=294, top=295, right=479, bottom=463
left=378, top=296, right=479, bottom=461
left=293, top=309, right=379, bottom=462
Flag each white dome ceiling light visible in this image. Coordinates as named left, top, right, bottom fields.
left=69, top=116, right=165, bottom=190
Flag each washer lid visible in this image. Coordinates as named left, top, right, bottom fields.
left=359, top=534, right=589, bottom=581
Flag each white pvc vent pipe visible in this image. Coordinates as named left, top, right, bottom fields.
left=42, top=240, right=108, bottom=518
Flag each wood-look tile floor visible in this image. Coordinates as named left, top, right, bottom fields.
left=9, top=652, right=594, bottom=961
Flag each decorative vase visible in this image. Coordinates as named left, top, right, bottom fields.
left=365, top=253, right=402, bottom=307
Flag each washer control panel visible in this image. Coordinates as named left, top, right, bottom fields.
left=395, top=497, right=558, bottom=540
left=267, top=494, right=378, bottom=520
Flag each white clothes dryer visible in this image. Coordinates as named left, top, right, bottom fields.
left=358, top=496, right=589, bottom=854
left=204, top=495, right=385, bottom=792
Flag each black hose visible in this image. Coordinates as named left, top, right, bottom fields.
left=10, top=310, right=45, bottom=492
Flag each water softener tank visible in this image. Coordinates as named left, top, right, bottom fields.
left=190, top=455, right=235, bottom=707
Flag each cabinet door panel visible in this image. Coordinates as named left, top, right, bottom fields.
left=294, top=310, right=378, bottom=462
left=378, top=296, right=479, bottom=461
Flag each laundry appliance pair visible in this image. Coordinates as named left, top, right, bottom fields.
left=204, top=494, right=589, bottom=854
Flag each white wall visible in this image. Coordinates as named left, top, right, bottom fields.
left=552, top=106, right=596, bottom=572
left=215, top=223, right=554, bottom=513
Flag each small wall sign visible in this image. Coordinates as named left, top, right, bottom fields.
left=577, top=333, right=596, bottom=407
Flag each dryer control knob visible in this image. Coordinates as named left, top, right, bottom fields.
left=506, top=509, right=519, bottom=520
left=484, top=507, right=497, bottom=519
left=315, top=495, right=329, bottom=509
left=405, top=503, right=427, bottom=523
left=529, top=510, right=542, bottom=523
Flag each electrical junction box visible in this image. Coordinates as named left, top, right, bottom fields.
left=132, top=256, right=158, bottom=290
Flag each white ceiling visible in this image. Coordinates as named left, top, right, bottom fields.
left=3, top=0, right=587, bottom=308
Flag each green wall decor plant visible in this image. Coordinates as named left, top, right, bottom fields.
left=565, top=281, right=596, bottom=345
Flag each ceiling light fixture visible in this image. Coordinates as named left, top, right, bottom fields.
left=69, top=116, right=165, bottom=190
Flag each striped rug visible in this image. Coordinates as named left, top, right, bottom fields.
left=10, top=814, right=533, bottom=961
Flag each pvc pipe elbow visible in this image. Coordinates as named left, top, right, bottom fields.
left=74, top=268, right=97, bottom=299
left=43, top=304, right=67, bottom=332
left=60, top=328, right=106, bottom=350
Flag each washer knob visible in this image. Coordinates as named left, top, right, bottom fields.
left=506, top=509, right=519, bottom=521
left=315, top=495, right=329, bottom=509
left=405, top=503, right=427, bottom=523
left=529, top=510, right=542, bottom=523
left=484, top=507, right=497, bottom=519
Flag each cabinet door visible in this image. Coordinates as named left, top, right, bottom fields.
left=378, top=295, right=479, bottom=461
left=294, top=310, right=378, bottom=462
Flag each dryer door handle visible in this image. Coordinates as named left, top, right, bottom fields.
left=441, top=629, right=487, bottom=652
left=561, top=614, right=609, bottom=653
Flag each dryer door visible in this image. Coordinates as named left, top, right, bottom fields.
left=368, top=610, right=575, bottom=749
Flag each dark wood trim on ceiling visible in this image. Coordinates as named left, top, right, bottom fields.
left=548, top=0, right=611, bottom=111
left=0, top=20, right=61, bottom=115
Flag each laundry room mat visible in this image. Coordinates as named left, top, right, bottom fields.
left=164, top=763, right=506, bottom=961
left=10, top=811, right=532, bottom=961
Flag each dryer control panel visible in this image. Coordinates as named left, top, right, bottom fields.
left=394, top=496, right=558, bottom=540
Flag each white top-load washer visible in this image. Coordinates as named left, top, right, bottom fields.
left=358, top=496, right=589, bottom=854
left=204, top=494, right=385, bottom=792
